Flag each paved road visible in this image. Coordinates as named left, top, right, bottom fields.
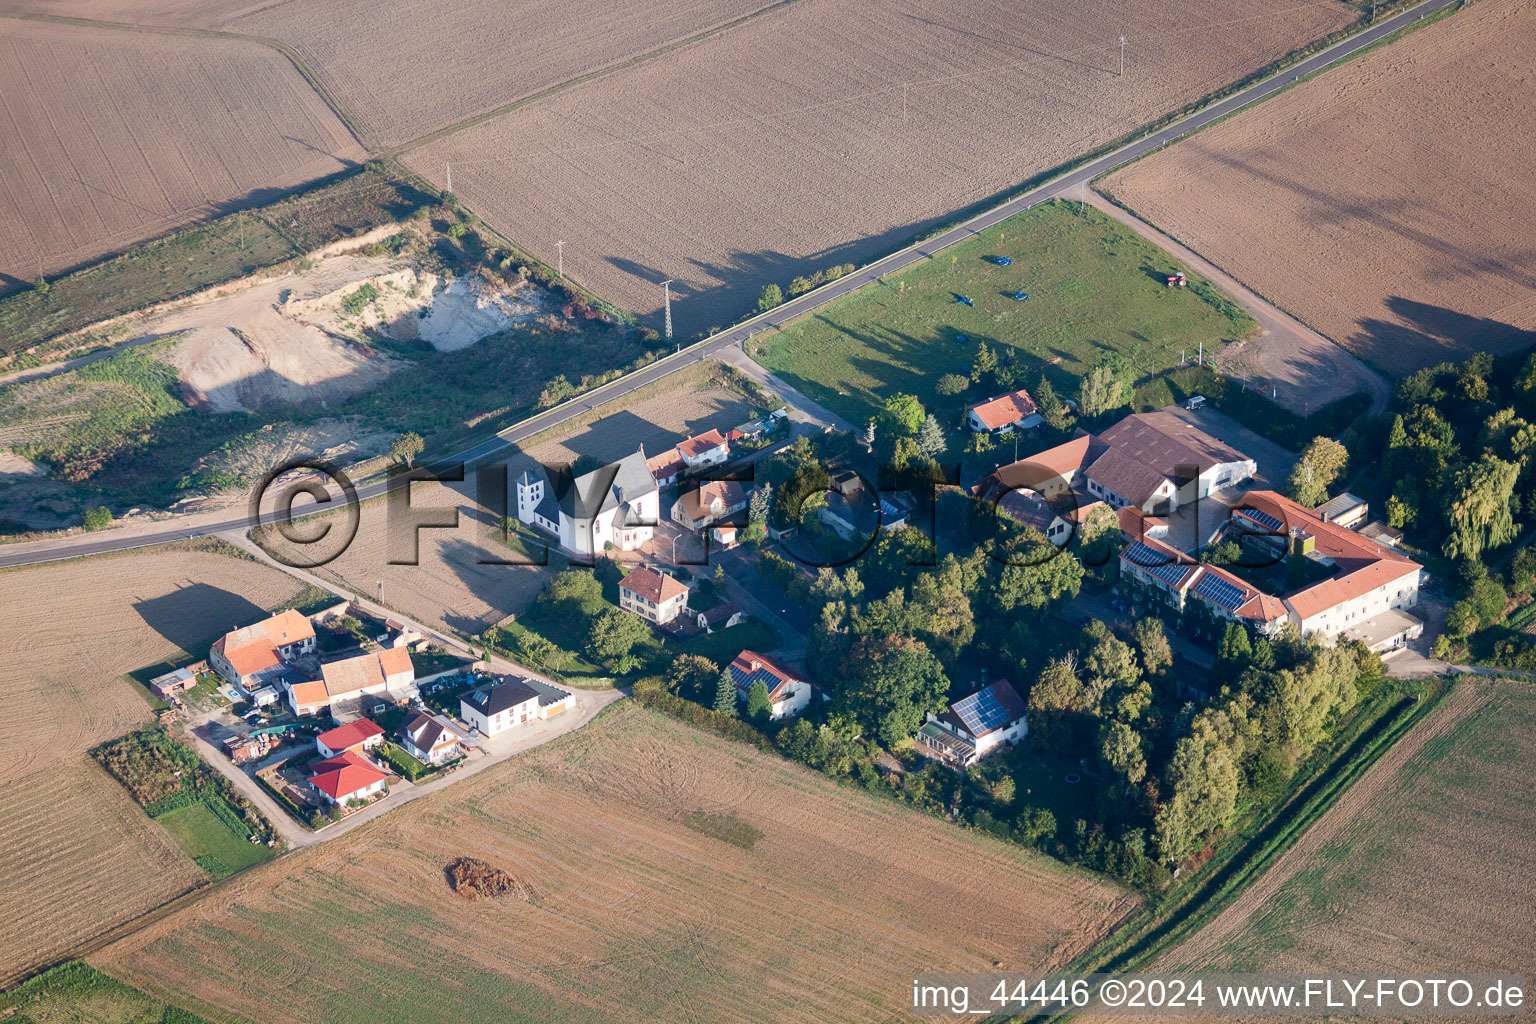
left=0, top=0, right=1454, bottom=573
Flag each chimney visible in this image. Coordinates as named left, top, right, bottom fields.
left=749, top=657, right=761, bottom=672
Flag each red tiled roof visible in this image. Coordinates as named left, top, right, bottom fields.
left=646, top=450, right=684, bottom=477
left=378, top=645, right=413, bottom=678
left=289, top=679, right=329, bottom=707
left=215, top=609, right=314, bottom=677
left=308, top=750, right=387, bottom=800
left=729, top=649, right=803, bottom=701
left=968, top=388, right=1039, bottom=430
left=317, top=718, right=384, bottom=752
left=619, top=566, right=688, bottom=603
left=977, top=434, right=1105, bottom=500
left=676, top=429, right=727, bottom=458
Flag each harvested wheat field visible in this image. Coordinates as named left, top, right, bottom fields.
left=0, top=544, right=303, bottom=782
left=0, top=18, right=365, bottom=286
left=1101, top=1, right=1536, bottom=376
left=0, top=0, right=786, bottom=149
left=405, top=0, right=1356, bottom=334
left=0, top=759, right=203, bottom=985
left=97, top=703, right=1137, bottom=1024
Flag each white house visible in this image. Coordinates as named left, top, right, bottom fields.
left=966, top=388, right=1042, bottom=434
left=460, top=677, right=542, bottom=736
left=915, top=679, right=1028, bottom=767
left=209, top=609, right=316, bottom=692
left=694, top=602, right=743, bottom=633
left=618, top=565, right=690, bottom=625
left=396, top=712, right=463, bottom=764
left=307, top=750, right=388, bottom=805
left=516, top=447, right=659, bottom=557
left=728, top=650, right=812, bottom=719
left=676, top=429, right=730, bottom=469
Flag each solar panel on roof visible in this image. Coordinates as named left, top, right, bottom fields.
left=954, top=688, right=1012, bottom=734
left=1146, top=561, right=1191, bottom=586
left=1240, top=507, right=1285, bottom=533
left=1123, top=540, right=1169, bottom=567
left=1193, top=571, right=1247, bottom=611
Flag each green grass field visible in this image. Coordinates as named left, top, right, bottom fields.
left=753, top=200, right=1256, bottom=428
left=0, top=962, right=231, bottom=1024
left=154, top=801, right=275, bottom=880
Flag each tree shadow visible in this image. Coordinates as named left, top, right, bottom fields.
left=1349, top=295, right=1536, bottom=373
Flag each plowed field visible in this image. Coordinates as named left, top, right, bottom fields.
left=0, top=19, right=365, bottom=287
left=405, top=0, right=1356, bottom=334
left=96, top=702, right=1137, bottom=1024
left=1101, top=0, right=1536, bottom=375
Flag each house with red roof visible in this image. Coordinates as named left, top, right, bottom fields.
left=315, top=718, right=385, bottom=758
left=285, top=646, right=416, bottom=718
left=727, top=650, right=812, bottom=719
left=965, top=388, right=1041, bottom=435
left=618, top=566, right=690, bottom=625
left=675, top=429, right=730, bottom=469
left=308, top=750, right=388, bottom=805
left=209, top=609, right=315, bottom=692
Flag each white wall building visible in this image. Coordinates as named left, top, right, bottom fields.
left=516, top=447, right=659, bottom=557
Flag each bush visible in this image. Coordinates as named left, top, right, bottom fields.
left=758, top=283, right=783, bottom=311
left=631, top=676, right=774, bottom=752
left=81, top=505, right=112, bottom=531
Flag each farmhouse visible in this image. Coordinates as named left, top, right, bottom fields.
left=1121, top=490, right=1423, bottom=650
left=728, top=650, right=812, bottom=719
left=516, top=447, right=659, bottom=557
left=315, top=718, right=385, bottom=758
left=285, top=647, right=416, bottom=718
left=915, top=679, right=1028, bottom=768
left=307, top=750, right=388, bottom=806
left=966, top=387, right=1042, bottom=434
left=618, top=565, right=689, bottom=625
left=672, top=480, right=748, bottom=533
left=397, top=712, right=463, bottom=765
left=980, top=411, right=1255, bottom=517
left=209, top=609, right=316, bottom=692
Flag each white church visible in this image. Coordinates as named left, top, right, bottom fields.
left=515, top=447, right=660, bottom=557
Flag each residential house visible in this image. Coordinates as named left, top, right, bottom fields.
left=996, top=486, right=1106, bottom=548
left=460, top=676, right=541, bottom=736
left=966, top=387, right=1042, bottom=434
left=308, top=750, right=388, bottom=805
left=209, top=609, right=316, bottom=692
left=396, top=712, right=463, bottom=764
left=728, top=650, right=812, bottom=719
left=710, top=523, right=740, bottom=548
left=315, top=718, right=385, bottom=758
left=694, top=602, right=743, bottom=633
left=672, top=480, right=748, bottom=533
left=646, top=448, right=685, bottom=488
left=676, top=429, right=730, bottom=469
left=515, top=447, right=659, bottom=557
left=915, top=679, right=1028, bottom=767
left=285, top=647, right=415, bottom=718
left=618, top=565, right=690, bottom=625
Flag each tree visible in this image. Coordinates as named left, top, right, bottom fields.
left=668, top=654, right=719, bottom=700
left=971, top=342, right=998, bottom=383
left=936, top=373, right=970, bottom=397
left=585, top=608, right=649, bottom=664
left=1285, top=436, right=1348, bottom=507
left=746, top=679, right=773, bottom=724
left=1100, top=720, right=1147, bottom=786
left=758, top=283, right=783, bottom=311
left=389, top=431, right=425, bottom=468
left=878, top=393, right=926, bottom=436
left=546, top=568, right=602, bottom=605
left=964, top=430, right=996, bottom=455
left=748, top=483, right=773, bottom=525
left=1131, top=617, right=1173, bottom=679
left=1076, top=363, right=1125, bottom=418
left=1026, top=657, right=1091, bottom=754
left=81, top=506, right=112, bottom=532
left=33, top=276, right=49, bottom=294
left=715, top=668, right=739, bottom=714
left=1443, top=454, right=1520, bottom=562
left=917, top=414, right=948, bottom=458
left=833, top=634, right=949, bottom=746
left=1217, top=621, right=1252, bottom=666
left=1035, top=374, right=1069, bottom=432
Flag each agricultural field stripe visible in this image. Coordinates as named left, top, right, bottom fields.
left=0, top=0, right=1457, bottom=574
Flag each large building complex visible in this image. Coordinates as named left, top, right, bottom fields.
left=516, top=447, right=660, bottom=557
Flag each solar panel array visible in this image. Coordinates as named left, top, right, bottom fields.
left=1240, top=506, right=1285, bottom=533
left=1123, top=541, right=1191, bottom=586
left=1193, top=571, right=1248, bottom=611
left=954, top=687, right=1012, bottom=735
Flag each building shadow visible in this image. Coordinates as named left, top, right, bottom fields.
left=133, top=582, right=268, bottom=656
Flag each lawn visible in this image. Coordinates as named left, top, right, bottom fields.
left=752, top=200, right=1256, bottom=429
left=154, top=800, right=274, bottom=880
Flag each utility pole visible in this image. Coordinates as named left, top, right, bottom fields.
left=1119, top=36, right=1126, bottom=77
left=377, top=580, right=383, bottom=604
left=661, top=279, right=674, bottom=341
left=556, top=239, right=564, bottom=280
left=445, top=162, right=452, bottom=194
left=1198, top=340, right=1203, bottom=367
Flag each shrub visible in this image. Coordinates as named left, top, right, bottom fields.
left=81, top=505, right=112, bottom=531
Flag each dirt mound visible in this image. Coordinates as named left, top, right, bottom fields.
left=444, top=856, right=527, bottom=901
